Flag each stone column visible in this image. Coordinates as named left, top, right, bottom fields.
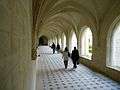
left=61, top=35, right=64, bottom=50
left=32, top=30, right=37, bottom=60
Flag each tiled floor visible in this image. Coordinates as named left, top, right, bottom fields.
left=36, top=46, right=120, bottom=90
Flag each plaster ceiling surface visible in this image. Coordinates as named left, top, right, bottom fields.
left=33, top=0, right=119, bottom=38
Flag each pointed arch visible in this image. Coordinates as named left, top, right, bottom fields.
left=107, top=15, right=120, bottom=70
left=70, top=30, right=77, bottom=52
left=80, top=27, right=93, bottom=59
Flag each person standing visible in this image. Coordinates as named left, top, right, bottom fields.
left=57, top=43, right=60, bottom=53
left=62, top=47, right=69, bottom=69
left=71, top=47, right=79, bottom=69
left=51, top=42, right=56, bottom=54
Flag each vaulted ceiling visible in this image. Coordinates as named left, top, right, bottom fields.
left=33, top=0, right=119, bottom=38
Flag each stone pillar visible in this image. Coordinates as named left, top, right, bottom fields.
left=75, top=30, right=81, bottom=54
left=0, top=0, right=36, bottom=90
left=57, top=35, right=59, bottom=44
left=77, top=33, right=81, bottom=55
left=61, top=35, right=64, bottom=50
left=32, top=30, right=37, bottom=60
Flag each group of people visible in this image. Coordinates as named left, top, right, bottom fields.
left=51, top=42, right=80, bottom=69
left=51, top=42, right=60, bottom=54
left=62, top=47, right=79, bottom=69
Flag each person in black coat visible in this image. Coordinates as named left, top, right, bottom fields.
left=57, top=43, right=60, bottom=53
left=71, top=47, right=79, bottom=68
left=51, top=42, right=56, bottom=54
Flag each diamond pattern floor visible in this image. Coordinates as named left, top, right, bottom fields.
left=36, top=46, right=120, bottom=90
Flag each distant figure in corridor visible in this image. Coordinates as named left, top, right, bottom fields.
left=51, top=42, right=56, bottom=54
left=57, top=43, right=60, bottom=53
left=62, top=47, right=70, bottom=69
left=71, top=47, right=79, bottom=69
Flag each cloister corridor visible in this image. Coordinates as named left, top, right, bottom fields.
left=1, top=0, right=120, bottom=90
left=36, top=46, right=120, bottom=90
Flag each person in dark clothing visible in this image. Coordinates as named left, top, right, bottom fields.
left=51, top=42, right=56, bottom=54
left=71, top=47, right=79, bottom=69
left=57, top=43, right=60, bottom=53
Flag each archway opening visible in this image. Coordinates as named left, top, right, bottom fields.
left=62, top=33, right=66, bottom=50
left=53, top=37, right=57, bottom=45
left=39, top=36, right=48, bottom=45
left=59, top=38, right=62, bottom=48
left=110, top=22, right=120, bottom=67
left=71, top=32, right=77, bottom=52
left=55, top=37, right=57, bottom=45
left=81, top=27, right=92, bottom=59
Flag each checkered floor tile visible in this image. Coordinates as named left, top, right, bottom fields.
left=36, top=46, right=120, bottom=90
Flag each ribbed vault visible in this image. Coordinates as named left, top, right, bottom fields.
left=33, top=0, right=95, bottom=36
left=32, top=0, right=120, bottom=43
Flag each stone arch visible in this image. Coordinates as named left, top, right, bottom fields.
left=56, top=33, right=62, bottom=49
left=61, top=32, right=67, bottom=50
left=69, top=29, right=77, bottom=52
left=39, top=35, right=48, bottom=45
left=58, top=36, right=62, bottom=48
left=79, top=26, right=93, bottom=59
left=106, top=15, right=120, bottom=69
left=54, top=36, right=57, bottom=45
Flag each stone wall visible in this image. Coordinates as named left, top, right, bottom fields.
left=0, top=0, right=36, bottom=90
left=79, top=14, right=120, bottom=82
